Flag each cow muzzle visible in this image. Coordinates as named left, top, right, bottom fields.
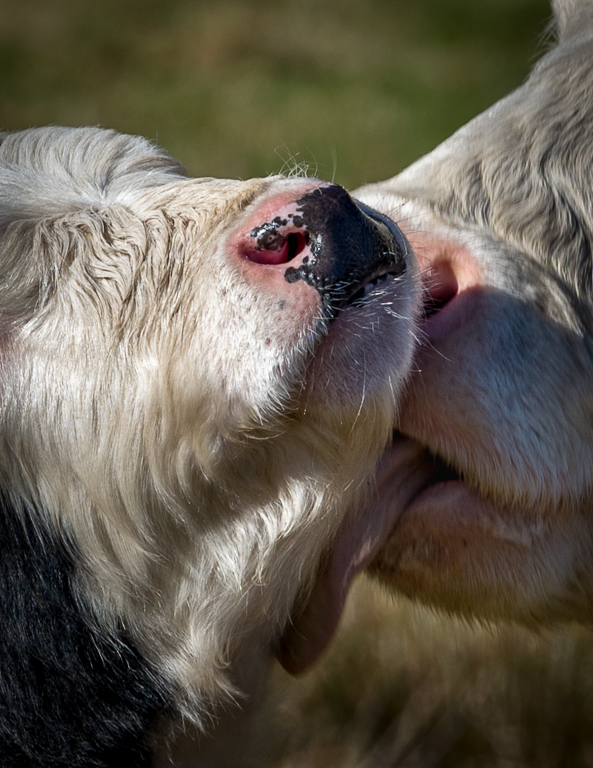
left=241, top=183, right=409, bottom=319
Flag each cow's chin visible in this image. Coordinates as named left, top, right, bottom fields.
left=368, top=432, right=593, bottom=625
left=304, top=284, right=418, bottom=412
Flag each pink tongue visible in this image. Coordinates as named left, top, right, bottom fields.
left=276, top=439, right=434, bottom=675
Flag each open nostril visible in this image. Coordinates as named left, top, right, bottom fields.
left=422, top=261, right=459, bottom=317
left=241, top=229, right=309, bottom=266
left=286, top=231, right=309, bottom=261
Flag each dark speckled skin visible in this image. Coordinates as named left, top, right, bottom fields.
left=284, top=185, right=408, bottom=314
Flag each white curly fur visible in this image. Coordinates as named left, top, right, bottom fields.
left=0, top=126, right=419, bottom=727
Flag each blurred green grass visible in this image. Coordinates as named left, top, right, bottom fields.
left=251, top=580, right=593, bottom=768
left=0, top=0, right=550, bottom=187
left=5, top=2, right=589, bottom=766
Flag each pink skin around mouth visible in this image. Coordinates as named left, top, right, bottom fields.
left=372, top=233, right=498, bottom=555
left=390, top=231, right=492, bottom=518
left=363, top=234, right=561, bottom=619
left=355, top=230, right=485, bottom=545
left=416, top=242, right=478, bottom=339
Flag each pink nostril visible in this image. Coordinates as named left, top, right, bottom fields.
left=422, top=261, right=459, bottom=317
left=242, top=230, right=309, bottom=266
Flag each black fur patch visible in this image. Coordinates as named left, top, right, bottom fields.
left=0, top=497, right=168, bottom=767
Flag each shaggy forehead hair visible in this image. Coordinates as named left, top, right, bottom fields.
left=0, top=127, right=185, bottom=221
left=0, top=126, right=400, bottom=722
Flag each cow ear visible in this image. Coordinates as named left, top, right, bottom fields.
left=553, top=0, right=593, bottom=41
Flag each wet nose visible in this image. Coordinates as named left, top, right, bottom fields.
left=241, top=183, right=409, bottom=318
left=284, top=185, right=408, bottom=316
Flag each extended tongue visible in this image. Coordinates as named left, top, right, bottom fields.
left=276, top=438, right=435, bottom=675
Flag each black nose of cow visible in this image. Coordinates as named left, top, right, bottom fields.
left=284, top=185, right=408, bottom=317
